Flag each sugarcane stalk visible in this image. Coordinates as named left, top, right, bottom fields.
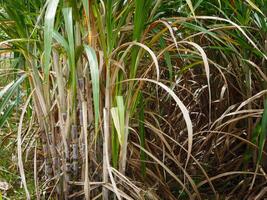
left=71, top=125, right=78, bottom=177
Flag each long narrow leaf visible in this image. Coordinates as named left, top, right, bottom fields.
left=0, top=74, right=26, bottom=115
left=116, top=96, right=125, bottom=143
left=0, top=102, right=15, bottom=128
left=185, top=0, right=195, bottom=16
left=111, top=107, right=122, bottom=144
left=44, top=0, right=59, bottom=78
left=84, top=45, right=99, bottom=131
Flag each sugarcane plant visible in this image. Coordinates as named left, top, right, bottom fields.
left=1, top=0, right=267, bottom=199
left=1, top=0, right=194, bottom=199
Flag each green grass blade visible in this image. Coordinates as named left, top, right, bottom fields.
left=133, top=0, right=145, bottom=41
left=63, top=7, right=77, bottom=123
left=111, top=96, right=125, bottom=145
left=111, top=107, right=122, bottom=144
left=0, top=102, right=15, bottom=128
left=44, top=0, right=59, bottom=79
left=116, top=96, right=125, bottom=143
left=185, top=0, right=195, bottom=16
left=130, top=0, right=148, bottom=78
left=106, top=0, right=114, bottom=53
left=0, top=81, right=15, bottom=99
left=159, top=37, right=173, bottom=80
left=63, top=7, right=75, bottom=69
left=52, top=31, right=70, bottom=53
left=0, top=74, right=26, bottom=115
left=84, top=45, right=99, bottom=131
left=245, top=0, right=265, bottom=17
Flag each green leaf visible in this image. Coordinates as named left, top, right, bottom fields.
left=245, top=0, right=265, bottom=17
left=63, top=7, right=75, bottom=70
left=0, top=102, right=15, bottom=128
left=0, top=74, right=26, bottom=116
left=44, top=0, right=59, bottom=79
left=0, top=81, right=15, bottom=99
left=116, top=96, right=125, bottom=142
left=185, top=0, right=195, bottom=16
left=53, top=30, right=70, bottom=53
left=106, top=0, right=114, bottom=53
left=130, top=0, right=148, bottom=78
left=111, top=96, right=125, bottom=145
left=133, top=0, right=146, bottom=41
left=63, top=7, right=77, bottom=115
left=111, top=107, right=122, bottom=144
left=159, top=37, right=173, bottom=80
left=84, top=45, right=100, bottom=131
